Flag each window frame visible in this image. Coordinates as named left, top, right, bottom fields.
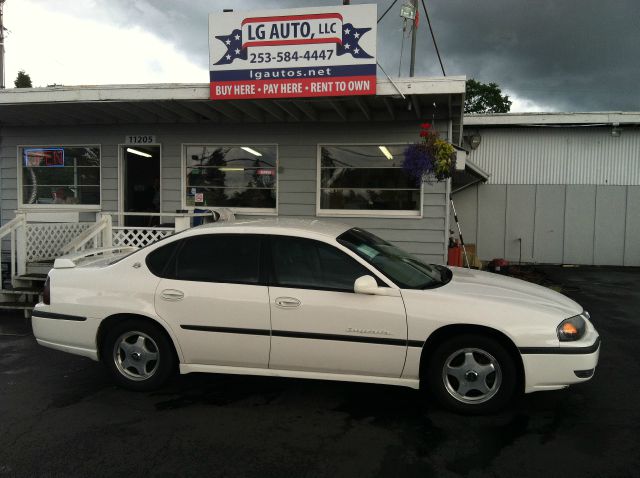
left=17, top=144, right=102, bottom=211
left=181, top=143, right=279, bottom=216
left=316, top=143, right=424, bottom=219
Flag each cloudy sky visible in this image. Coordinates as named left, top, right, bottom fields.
left=3, top=0, right=639, bottom=112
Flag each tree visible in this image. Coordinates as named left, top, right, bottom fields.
left=14, top=70, right=33, bottom=88
left=465, top=79, right=512, bottom=114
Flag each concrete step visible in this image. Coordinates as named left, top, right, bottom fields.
left=0, top=301, right=37, bottom=311
left=27, top=261, right=54, bottom=276
left=14, top=274, right=48, bottom=282
left=1, top=287, right=42, bottom=295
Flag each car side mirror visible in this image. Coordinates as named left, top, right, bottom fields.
left=354, top=275, right=378, bottom=294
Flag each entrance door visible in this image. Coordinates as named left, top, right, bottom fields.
left=121, top=145, right=160, bottom=226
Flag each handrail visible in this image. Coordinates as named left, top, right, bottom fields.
left=60, top=216, right=110, bottom=255
left=0, top=215, right=25, bottom=239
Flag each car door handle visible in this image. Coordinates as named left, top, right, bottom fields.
left=275, top=297, right=301, bottom=309
left=161, top=289, right=184, bottom=301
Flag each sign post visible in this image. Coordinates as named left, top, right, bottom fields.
left=209, top=4, right=377, bottom=100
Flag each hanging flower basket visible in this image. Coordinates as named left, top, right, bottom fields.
left=403, top=123, right=456, bottom=184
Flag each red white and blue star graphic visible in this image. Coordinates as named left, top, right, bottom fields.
left=214, top=30, right=248, bottom=65
left=214, top=23, right=372, bottom=65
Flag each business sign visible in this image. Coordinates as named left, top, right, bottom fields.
left=208, top=4, right=377, bottom=100
left=24, top=148, right=65, bottom=167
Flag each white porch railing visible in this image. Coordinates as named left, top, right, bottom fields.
left=0, top=213, right=27, bottom=288
left=1, top=209, right=232, bottom=290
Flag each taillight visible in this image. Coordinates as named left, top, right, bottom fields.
left=43, top=276, right=51, bottom=305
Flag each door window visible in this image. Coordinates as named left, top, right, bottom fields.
left=174, top=234, right=262, bottom=284
left=270, top=236, right=372, bottom=292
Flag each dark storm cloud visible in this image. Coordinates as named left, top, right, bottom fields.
left=37, top=0, right=640, bottom=111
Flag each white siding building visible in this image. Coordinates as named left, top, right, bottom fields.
left=0, top=79, right=467, bottom=310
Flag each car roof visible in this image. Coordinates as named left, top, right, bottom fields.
left=193, top=217, right=353, bottom=239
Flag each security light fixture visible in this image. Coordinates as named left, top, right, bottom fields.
left=469, top=135, right=482, bottom=150
left=127, top=148, right=152, bottom=158
left=379, top=146, right=393, bottom=160
left=400, top=2, right=416, bottom=20
left=611, top=123, right=622, bottom=137
left=241, top=147, right=262, bottom=157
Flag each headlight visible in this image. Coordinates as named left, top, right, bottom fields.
left=557, top=313, right=588, bottom=342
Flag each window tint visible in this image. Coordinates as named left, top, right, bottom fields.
left=21, top=146, right=101, bottom=206
left=175, top=234, right=261, bottom=284
left=185, top=145, right=277, bottom=210
left=145, top=239, right=182, bottom=278
left=270, top=236, right=372, bottom=292
left=319, top=145, right=420, bottom=213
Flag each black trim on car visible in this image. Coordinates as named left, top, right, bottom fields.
left=180, top=324, right=424, bottom=347
left=519, top=337, right=601, bottom=355
left=574, top=369, right=595, bottom=378
left=180, top=325, right=271, bottom=336
left=31, top=310, right=87, bottom=322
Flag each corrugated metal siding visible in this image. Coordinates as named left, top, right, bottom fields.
left=470, top=127, right=640, bottom=185
left=0, top=121, right=449, bottom=264
left=453, top=183, right=640, bottom=266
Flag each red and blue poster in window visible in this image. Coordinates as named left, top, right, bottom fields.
left=208, top=5, right=377, bottom=100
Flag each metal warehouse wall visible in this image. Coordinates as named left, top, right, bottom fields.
left=455, top=126, right=640, bottom=265
left=453, top=184, right=640, bottom=266
left=469, top=127, right=640, bottom=185
left=0, top=122, right=449, bottom=264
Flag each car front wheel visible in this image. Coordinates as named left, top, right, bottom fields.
left=102, top=320, right=176, bottom=391
left=426, top=334, right=518, bottom=414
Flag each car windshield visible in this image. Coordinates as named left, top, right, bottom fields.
left=337, top=228, right=451, bottom=289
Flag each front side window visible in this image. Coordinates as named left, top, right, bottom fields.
left=270, top=236, right=372, bottom=292
left=20, top=146, right=101, bottom=206
left=319, top=145, right=421, bottom=215
left=337, top=228, right=451, bottom=289
left=174, top=234, right=262, bottom=285
left=185, top=145, right=277, bottom=211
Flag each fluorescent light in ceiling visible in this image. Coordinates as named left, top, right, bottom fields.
left=127, top=147, right=152, bottom=158
left=241, top=147, right=262, bottom=157
left=219, top=167, right=245, bottom=172
left=379, top=146, right=393, bottom=160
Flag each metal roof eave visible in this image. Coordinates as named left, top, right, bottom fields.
left=0, top=77, right=466, bottom=105
left=464, top=112, right=640, bottom=127
left=0, top=77, right=466, bottom=127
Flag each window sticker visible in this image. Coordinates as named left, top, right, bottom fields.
left=356, top=244, right=379, bottom=260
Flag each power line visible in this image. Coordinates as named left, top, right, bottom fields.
left=421, top=0, right=446, bottom=76
left=377, top=0, right=398, bottom=23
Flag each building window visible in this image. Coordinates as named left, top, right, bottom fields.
left=318, top=145, right=421, bottom=216
left=19, top=146, right=101, bottom=207
left=184, top=145, right=277, bottom=212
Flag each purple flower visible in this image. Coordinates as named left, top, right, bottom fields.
left=403, top=143, right=435, bottom=185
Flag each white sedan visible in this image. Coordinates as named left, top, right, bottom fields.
left=32, top=219, right=600, bottom=414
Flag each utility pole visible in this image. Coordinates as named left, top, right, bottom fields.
left=409, top=0, right=418, bottom=77
left=0, top=0, right=5, bottom=89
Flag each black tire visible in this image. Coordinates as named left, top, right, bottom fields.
left=425, top=334, right=518, bottom=414
left=102, top=319, right=176, bottom=392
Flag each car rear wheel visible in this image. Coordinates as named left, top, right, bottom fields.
left=102, top=320, right=175, bottom=391
left=426, top=334, right=517, bottom=414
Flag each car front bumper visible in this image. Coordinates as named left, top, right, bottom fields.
left=521, top=336, right=601, bottom=393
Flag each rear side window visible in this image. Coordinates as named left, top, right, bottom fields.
left=175, top=234, right=262, bottom=285
left=146, top=240, right=181, bottom=278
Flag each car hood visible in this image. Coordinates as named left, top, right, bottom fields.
left=440, top=266, right=582, bottom=318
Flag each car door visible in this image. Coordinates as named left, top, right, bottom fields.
left=154, top=233, right=271, bottom=369
left=267, top=235, right=408, bottom=378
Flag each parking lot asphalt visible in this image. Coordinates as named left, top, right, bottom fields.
left=1, top=266, right=639, bottom=478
